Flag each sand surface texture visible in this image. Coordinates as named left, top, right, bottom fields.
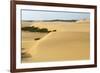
left=21, top=20, right=90, bottom=63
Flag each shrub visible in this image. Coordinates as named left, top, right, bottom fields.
left=21, top=52, right=32, bottom=58
left=22, top=26, right=49, bottom=33
left=34, top=38, right=40, bottom=40
left=39, top=28, right=48, bottom=32
left=52, top=30, right=56, bottom=32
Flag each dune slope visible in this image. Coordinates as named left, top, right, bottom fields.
left=29, top=32, right=90, bottom=62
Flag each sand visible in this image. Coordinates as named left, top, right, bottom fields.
left=21, top=20, right=90, bottom=63
left=29, top=32, right=90, bottom=62
left=31, top=21, right=90, bottom=32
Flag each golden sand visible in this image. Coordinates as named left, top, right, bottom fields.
left=21, top=20, right=90, bottom=63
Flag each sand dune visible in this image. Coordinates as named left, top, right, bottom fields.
left=22, top=20, right=90, bottom=62
left=29, top=32, right=90, bottom=62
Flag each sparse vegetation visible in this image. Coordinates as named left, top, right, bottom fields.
left=21, top=48, right=26, bottom=50
left=21, top=52, right=32, bottom=58
left=34, top=38, right=41, bottom=40
left=21, top=48, right=32, bottom=58
left=52, top=30, right=56, bottom=32
left=22, top=26, right=50, bottom=33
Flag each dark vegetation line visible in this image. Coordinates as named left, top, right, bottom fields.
left=42, top=20, right=77, bottom=22
left=22, top=26, right=50, bottom=33
left=21, top=26, right=56, bottom=33
left=22, top=20, right=77, bottom=22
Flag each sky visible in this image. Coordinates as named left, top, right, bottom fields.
left=21, top=9, right=90, bottom=21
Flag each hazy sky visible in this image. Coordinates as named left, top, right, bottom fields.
left=21, top=10, right=90, bottom=20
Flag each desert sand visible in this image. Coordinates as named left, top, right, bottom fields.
left=21, top=20, right=90, bottom=63
left=31, top=21, right=90, bottom=32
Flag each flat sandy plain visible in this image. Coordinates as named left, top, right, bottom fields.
left=21, top=20, right=90, bottom=63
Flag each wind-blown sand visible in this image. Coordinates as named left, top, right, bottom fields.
left=22, top=20, right=90, bottom=63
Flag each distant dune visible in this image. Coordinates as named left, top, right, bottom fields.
left=31, top=20, right=90, bottom=32
left=22, top=21, right=33, bottom=27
